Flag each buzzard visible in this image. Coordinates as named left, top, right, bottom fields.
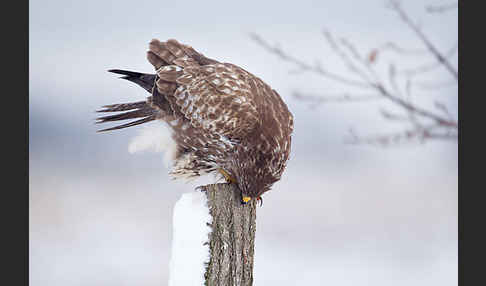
left=97, top=39, right=294, bottom=204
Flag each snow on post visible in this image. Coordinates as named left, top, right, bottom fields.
left=169, top=184, right=257, bottom=286
left=168, top=191, right=212, bottom=286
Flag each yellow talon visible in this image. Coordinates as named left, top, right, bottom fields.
left=219, top=168, right=236, bottom=183
left=242, top=196, right=251, bottom=203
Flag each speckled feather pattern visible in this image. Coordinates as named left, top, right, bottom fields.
left=101, top=39, right=293, bottom=198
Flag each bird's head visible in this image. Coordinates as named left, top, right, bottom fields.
left=231, top=150, right=283, bottom=205
left=237, top=172, right=273, bottom=205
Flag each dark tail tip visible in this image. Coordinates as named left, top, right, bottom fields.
left=108, top=69, right=155, bottom=93
left=108, top=69, right=144, bottom=78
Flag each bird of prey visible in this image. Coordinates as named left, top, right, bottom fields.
left=97, top=39, right=293, bottom=204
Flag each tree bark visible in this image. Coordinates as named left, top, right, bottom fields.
left=202, top=183, right=257, bottom=286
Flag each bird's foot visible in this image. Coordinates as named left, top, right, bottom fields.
left=218, top=168, right=236, bottom=184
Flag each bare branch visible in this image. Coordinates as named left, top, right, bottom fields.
left=345, top=125, right=457, bottom=146
left=426, top=2, right=458, bottom=13
left=323, top=32, right=372, bottom=81
left=338, top=36, right=383, bottom=83
left=434, top=101, right=454, bottom=120
left=389, top=0, right=458, bottom=80
left=373, top=42, right=429, bottom=56
left=398, top=44, right=458, bottom=77
left=253, top=30, right=457, bottom=130
left=405, top=78, right=412, bottom=100
left=249, top=33, right=372, bottom=88
left=251, top=0, right=458, bottom=145
left=388, top=63, right=403, bottom=97
left=379, top=108, right=410, bottom=121
left=292, top=91, right=383, bottom=104
left=329, top=35, right=456, bottom=129
left=373, top=82, right=458, bottom=128
left=425, top=132, right=458, bottom=140
left=415, top=79, right=458, bottom=90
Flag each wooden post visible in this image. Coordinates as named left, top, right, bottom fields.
left=201, top=183, right=257, bottom=286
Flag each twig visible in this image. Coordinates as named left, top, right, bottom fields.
left=345, top=125, right=457, bottom=146
left=321, top=30, right=377, bottom=84
left=249, top=33, right=371, bottom=88
left=415, top=80, right=458, bottom=90
left=426, top=2, right=458, bottom=13
left=292, top=92, right=383, bottom=104
left=373, top=82, right=457, bottom=128
left=374, top=42, right=429, bottom=56
left=398, top=44, right=458, bottom=77
left=389, top=0, right=458, bottom=80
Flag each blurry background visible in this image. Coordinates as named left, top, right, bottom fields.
left=29, top=0, right=457, bottom=285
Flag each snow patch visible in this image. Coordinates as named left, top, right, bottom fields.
left=168, top=191, right=212, bottom=286
left=128, top=123, right=176, bottom=168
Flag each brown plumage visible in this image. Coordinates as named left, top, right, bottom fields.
left=97, top=39, right=294, bottom=202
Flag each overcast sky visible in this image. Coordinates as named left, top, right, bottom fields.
left=30, top=0, right=457, bottom=285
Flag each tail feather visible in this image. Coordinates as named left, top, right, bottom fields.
left=96, top=106, right=154, bottom=123
left=96, top=99, right=157, bottom=132
left=97, top=69, right=159, bottom=132
left=98, top=39, right=220, bottom=134
left=97, top=100, right=148, bottom=113
left=108, top=69, right=155, bottom=93
left=96, top=115, right=156, bottom=132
